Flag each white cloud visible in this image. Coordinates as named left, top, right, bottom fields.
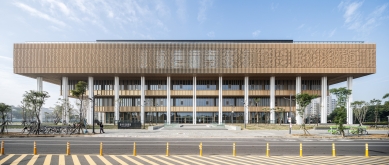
left=338, top=1, right=388, bottom=34
left=176, top=0, right=186, bottom=22
left=297, top=24, right=305, bottom=29
left=0, top=55, right=12, bottom=61
left=328, top=28, right=336, bottom=37
left=207, top=31, right=215, bottom=38
left=198, top=0, right=213, bottom=24
left=42, top=0, right=70, bottom=16
left=13, top=2, right=66, bottom=27
left=252, top=30, right=261, bottom=37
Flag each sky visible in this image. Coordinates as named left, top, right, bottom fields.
left=0, top=0, right=389, bottom=109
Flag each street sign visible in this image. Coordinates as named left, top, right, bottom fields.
left=288, top=117, right=291, bottom=123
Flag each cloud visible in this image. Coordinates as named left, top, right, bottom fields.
left=198, top=0, right=213, bottom=24
left=328, top=28, right=336, bottom=37
left=207, top=31, right=215, bottom=38
left=338, top=1, right=388, bottom=34
left=297, top=24, right=305, bottom=29
left=176, top=0, right=186, bottom=22
left=252, top=30, right=261, bottom=37
left=42, top=0, right=70, bottom=16
left=0, top=55, right=12, bottom=61
left=13, top=2, right=66, bottom=26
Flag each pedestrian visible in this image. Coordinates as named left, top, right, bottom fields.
left=99, top=122, right=105, bottom=133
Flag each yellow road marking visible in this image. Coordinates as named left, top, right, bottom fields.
left=145, top=155, right=174, bottom=165
left=218, top=155, right=258, bottom=164
left=98, top=155, right=112, bottom=165
left=137, top=156, right=159, bottom=165
left=10, top=154, right=27, bottom=165
left=58, top=154, right=65, bottom=165
left=121, top=155, right=143, bottom=165
left=110, top=155, right=128, bottom=165
left=43, top=154, right=52, bottom=165
left=84, top=155, right=97, bottom=165
left=26, top=155, right=39, bottom=165
left=181, top=155, right=219, bottom=165
left=72, top=155, right=81, bottom=165
left=199, top=155, right=236, bottom=165
left=0, top=154, right=15, bottom=164
left=165, top=156, right=200, bottom=165
left=172, top=156, right=208, bottom=165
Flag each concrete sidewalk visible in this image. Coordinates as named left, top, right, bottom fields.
left=4, top=127, right=389, bottom=139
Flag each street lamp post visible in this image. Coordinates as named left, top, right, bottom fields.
left=284, top=94, right=294, bottom=135
left=89, top=97, right=96, bottom=134
left=232, top=110, right=234, bottom=124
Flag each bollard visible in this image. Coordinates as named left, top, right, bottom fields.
left=365, top=143, right=369, bottom=157
left=133, top=142, right=137, bottom=156
left=266, top=143, right=270, bottom=157
left=199, top=142, right=203, bottom=157
left=34, top=141, right=37, bottom=155
left=300, top=143, right=303, bottom=157
left=100, top=142, right=103, bottom=156
left=332, top=143, right=336, bottom=157
left=232, top=142, right=236, bottom=157
left=66, top=142, right=70, bottom=155
left=1, top=141, right=4, bottom=155
left=166, top=142, right=169, bottom=157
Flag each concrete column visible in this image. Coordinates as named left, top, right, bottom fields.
left=167, top=76, right=171, bottom=124
left=321, top=76, right=328, bottom=124
left=296, top=76, right=303, bottom=125
left=37, top=77, right=43, bottom=121
left=114, top=76, right=120, bottom=122
left=88, top=77, right=94, bottom=124
left=244, top=76, right=249, bottom=124
left=270, top=76, right=275, bottom=124
left=62, top=77, right=69, bottom=124
left=218, top=76, right=223, bottom=124
left=347, top=77, right=353, bottom=124
left=141, top=76, right=145, bottom=125
left=193, top=76, right=197, bottom=124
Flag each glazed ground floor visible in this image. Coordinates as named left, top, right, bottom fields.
left=99, top=112, right=291, bottom=124
left=36, top=75, right=355, bottom=125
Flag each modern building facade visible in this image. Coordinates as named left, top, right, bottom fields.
left=13, top=40, right=376, bottom=125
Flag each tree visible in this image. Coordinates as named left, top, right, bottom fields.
left=262, top=107, right=271, bottom=124
left=71, top=81, right=88, bottom=133
left=254, top=98, right=261, bottom=124
left=22, top=90, right=50, bottom=134
left=352, top=101, right=369, bottom=126
left=370, top=99, right=382, bottom=129
left=295, top=93, right=317, bottom=135
left=275, top=107, right=285, bottom=125
left=0, top=103, right=12, bottom=134
left=330, top=87, right=352, bottom=137
left=19, top=100, right=31, bottom=126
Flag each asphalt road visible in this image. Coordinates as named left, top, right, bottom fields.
left=2, top=137, right=388, bottom=156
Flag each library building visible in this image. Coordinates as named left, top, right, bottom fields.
left=13, top=40, right=376, bottom=125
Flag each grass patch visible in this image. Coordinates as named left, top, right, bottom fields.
left=228, top=123, right=315, bottom=130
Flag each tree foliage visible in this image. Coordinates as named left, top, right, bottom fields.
left=22, top=90, right=50, bottom=134
left=295, top=93, right=317, bottom=134
left=370, top=99, right=382, bottom=129
left=330, top=87, right=351, bottom=137
left=0, top=103, right=12, bottom=134
left=71, top=81, right=87, bottom=123
left=351, top=101, right=369, bottom=126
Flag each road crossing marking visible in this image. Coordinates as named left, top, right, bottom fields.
left=122, top=155, right=143, bottom=165
left=137, top=156, right=160, bottom=165
left=84, top=155, right=97, bottom=165
left=0, top=154, right=15, bottom=164
left=195, top=155, right=236, bottom=165
left=10, top=154, right=27, bottom=165
left=58, top=154, right=65, bottom=165
left=145, top=155, right=174, bottom=165
left=218, top=155, right=258, bottom=164
left=179, top=155, right=217, bottom=165
left=97, top=155, right=112, bottom=165
left=110, top=155, right=127, bottom=165
left=162, top=156, right=193, bottom=165
left=26, top=155, right=39, bottom=165
left=43, top=154, right=52, bottom=165
left=71, top=155, right=81, bottom=165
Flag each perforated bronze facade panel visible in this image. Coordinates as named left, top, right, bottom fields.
left=13, top=41, right=376, bottom=85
